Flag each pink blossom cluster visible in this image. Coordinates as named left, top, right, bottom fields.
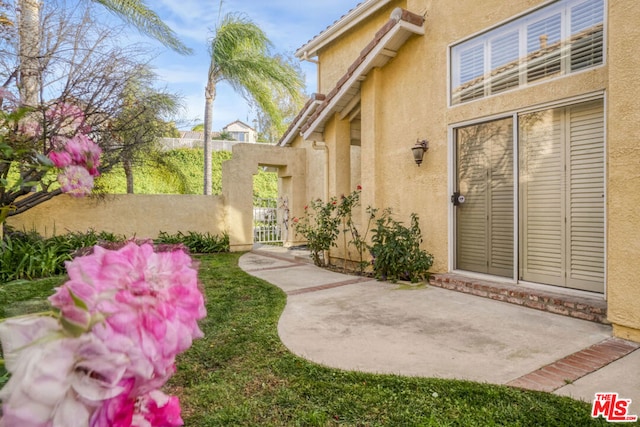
left=0, top=242, right=207, bottom=427
left=45, top=102, right=91, bottom=136
left=43, top=102, right=101, bottom=197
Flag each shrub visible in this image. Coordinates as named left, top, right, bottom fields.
left=155, top=231, right=229, bottom=253
left=0, top=229, right=122, bottom=282
left=370, top=210, right=434, bottom=283
left=292, top=197, right=342, bottom=266
left=0, top=229, right=229, bottom=282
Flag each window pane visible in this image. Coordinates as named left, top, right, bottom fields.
left=455, top=44, right=485, bottom=103
left=527, top=14, right=562, bottom=82
left=450, top=0, right=604, bottom=105
left=490, top=31, right=520, bottom=94
left=570, top=0, right=604, bottom=71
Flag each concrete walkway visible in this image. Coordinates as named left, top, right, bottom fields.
left=239, top=246, right=640, bottom=410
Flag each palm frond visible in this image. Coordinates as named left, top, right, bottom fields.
left=208, top=13, right=304, bottom=128
left=92, top=0, right=192, bottom=55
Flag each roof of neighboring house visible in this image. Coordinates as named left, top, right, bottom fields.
left=298, top=8, right=425, bottom=141
left=295, top=0, right=392, bottom=59
left=223, top=120, right=256, bottom=131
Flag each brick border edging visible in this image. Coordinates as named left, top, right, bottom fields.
left=506, top=338, right=640, bottom=392
left=287, top=277, right=372, bottom=296
left=429, top=273, right=608, bottom=324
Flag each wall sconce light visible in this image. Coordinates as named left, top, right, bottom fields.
left=411, top=139, right=429, bottom=166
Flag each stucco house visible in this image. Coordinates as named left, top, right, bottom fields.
left=274, top=0, right=640, bottom=342
left=223, top=120, right=258, bottom=143
left=7, top=0, right=639, bottom=344
left=158, top=121, right=258, bottom=150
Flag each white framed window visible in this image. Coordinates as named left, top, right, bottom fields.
left=451, top=0, right=604, bottom=105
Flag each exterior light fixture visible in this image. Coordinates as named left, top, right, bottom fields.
left=411, top=139, right=429, bottom=166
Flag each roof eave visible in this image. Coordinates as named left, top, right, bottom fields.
left=295, top=0, right=393, bottom=59
left=301, top=10, right=425, bottom=141
left=277, top=94, right=326, bottom=146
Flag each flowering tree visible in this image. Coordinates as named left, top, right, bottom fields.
left=0, top=95, right=101, bottom=224
left=0, top=4, right=185, bottom=225
left=0, top=241, right=206, bottom=426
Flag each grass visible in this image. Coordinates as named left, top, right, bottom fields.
left=0, top=253, right=611, bottom=426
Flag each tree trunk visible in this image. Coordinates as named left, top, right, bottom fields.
left=123, top=157, right=134, bottom=194
left=203, top=80, right=215, bottom=195
left=18, top=0, right=41, bottom=106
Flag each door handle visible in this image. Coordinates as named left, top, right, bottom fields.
left=451, top=192, right=465, bottom=206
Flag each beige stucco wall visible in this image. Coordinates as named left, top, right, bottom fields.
left=6, top=194, right=226, bottom=239
left=604, top=0, right=640, bottom=342
left=302, top=0, right=640, bottom=340
left=317, top=1, right=405, bottom=93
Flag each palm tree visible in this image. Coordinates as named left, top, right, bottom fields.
left=17, top=0, right=190, bottom=105
left=203, top=13, right=304, bottom=195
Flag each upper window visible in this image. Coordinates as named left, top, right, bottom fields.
left=451, top=0, right=604, bottom=105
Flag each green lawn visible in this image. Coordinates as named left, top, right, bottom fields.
left=0, top=253, right=610, bottom=426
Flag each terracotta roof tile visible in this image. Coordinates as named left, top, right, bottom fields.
left=300, top=8, right=424, bottom=135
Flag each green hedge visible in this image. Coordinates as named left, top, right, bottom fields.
left=97, top=148, right=278, bottom=198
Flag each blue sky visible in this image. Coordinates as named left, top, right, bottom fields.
left=126, top=0, right=363, bottom=131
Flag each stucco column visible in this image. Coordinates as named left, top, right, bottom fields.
left=222, top=154, right=254, bottom=252
left=605, top=1, right=640, bottom=342
left=360, top=68, right=383, bottom=221
left=326, top=113, right=352, bottom=198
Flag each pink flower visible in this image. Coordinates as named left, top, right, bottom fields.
left=0, top=316, right=128, bottom=427
left=64, top=134, right=102, bottom=176
left=57, top=165, right=94, bottom=197
left=50, top=242, right=206, bottom=393
left=46, top=102, right=89, bottom=136
left=133, top=391, right=183, bottom=427
left=48, top=150, right=73, bottom=169
left=356, top=185, right=362, bottom=190
left=91, top=383, right=183, bottom=427
left=1, top=242, right=204, bottom=426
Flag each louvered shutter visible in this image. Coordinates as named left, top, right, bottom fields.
left=489, top=122, right=514, bottom=276
left=456, top=119, right=514, bottom=277
left=566, top=101, right=604, bottom=291
left=519, top=109, right=565, bottom=286
left=456, top=125, right=489, bottom=273
left=520, top=100, right=604, bottom=292
left=526, top=13, right=562, bottom=83
left=570, top=0, right=604, bottom=71
left=457, top=44, right=485, bottom=103
left=489, top=31, right=520, bottom=94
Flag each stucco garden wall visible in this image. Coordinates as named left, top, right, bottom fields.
left=5, top=194, right=226, bottom=239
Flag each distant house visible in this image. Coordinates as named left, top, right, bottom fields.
left=222, top=120, right=258, bottom=143
left=158, top=121, right=258, bottom=150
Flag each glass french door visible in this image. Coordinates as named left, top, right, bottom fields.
left=454, top=100, right=605, bottom=293
left=455, top=117, right=514, bottom=278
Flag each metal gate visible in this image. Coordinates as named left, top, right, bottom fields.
left=253, top=197, right=283, bottom=243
